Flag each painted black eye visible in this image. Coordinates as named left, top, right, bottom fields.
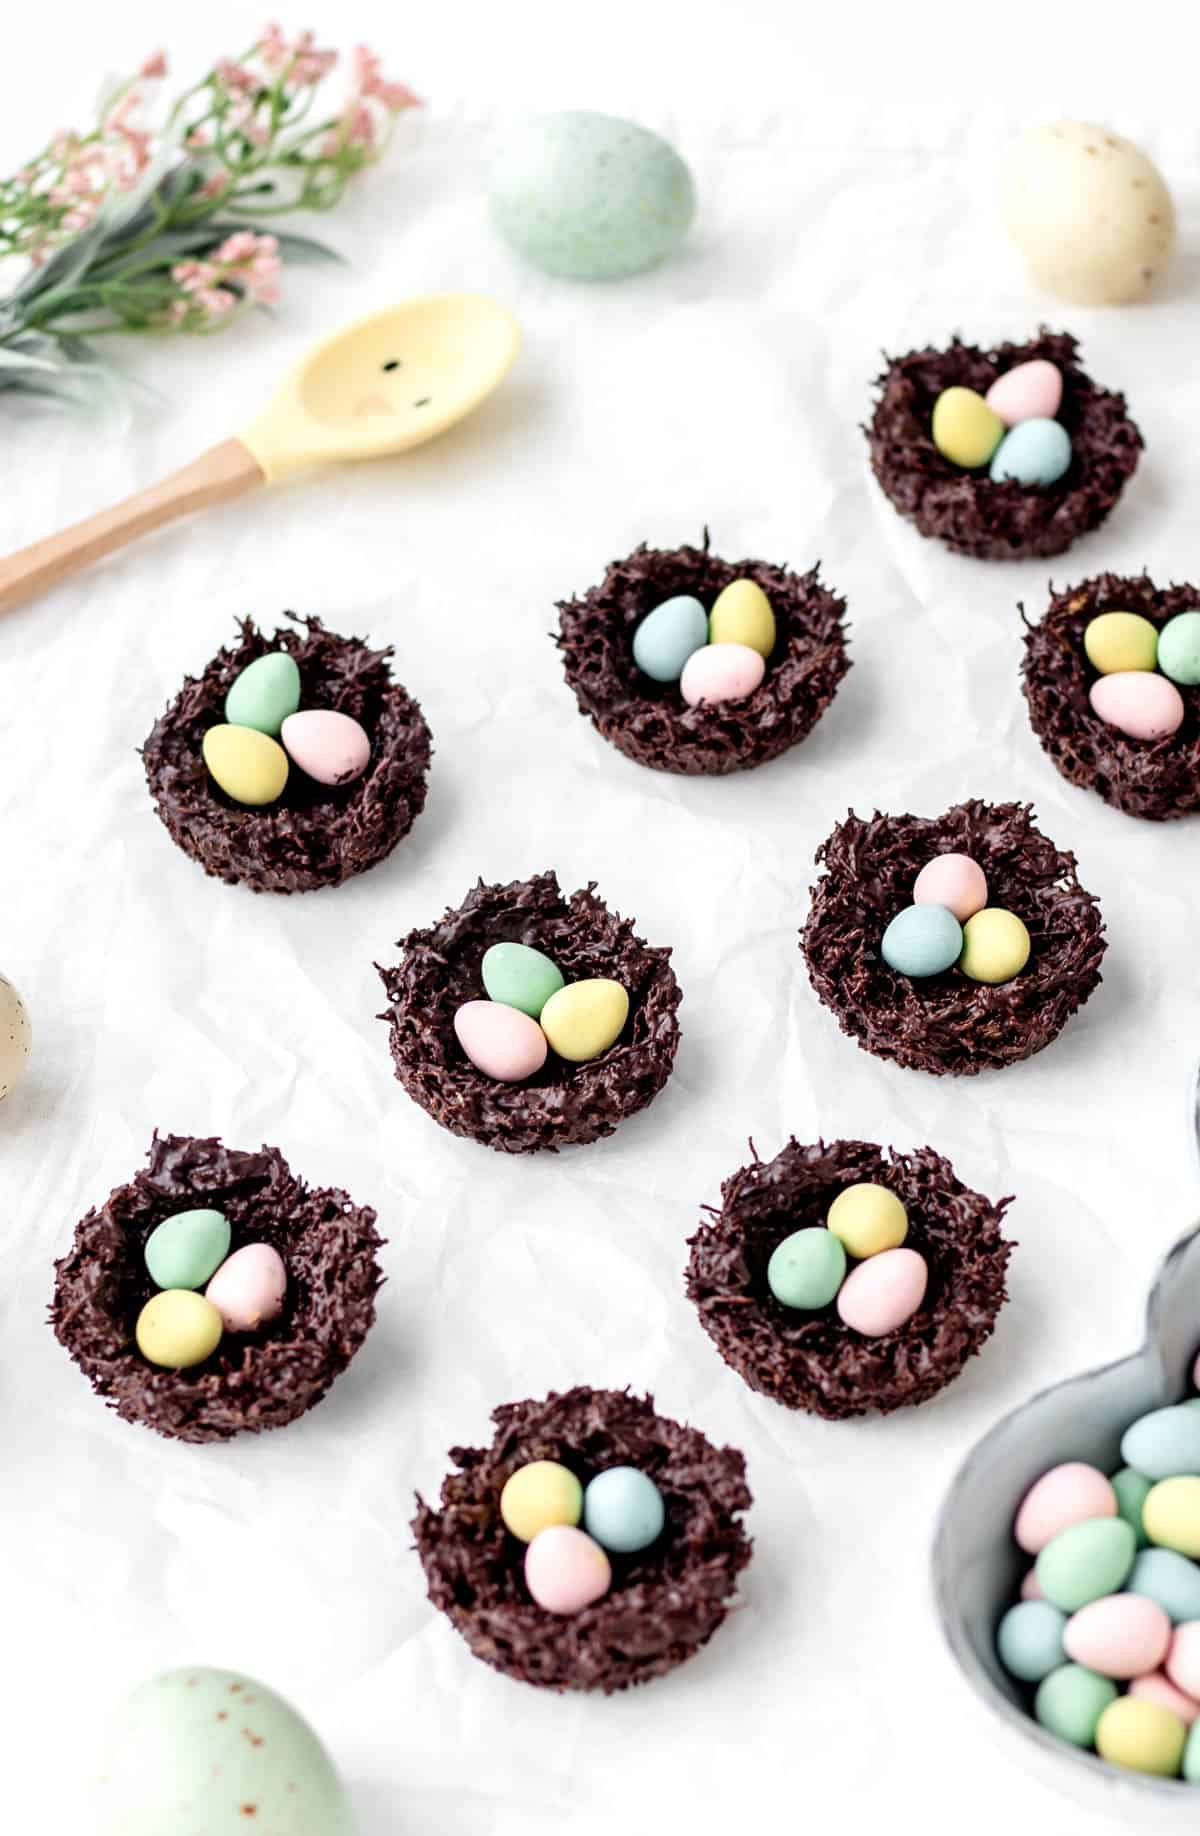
left=382, top=359, right=401, bottom=372
left=413, top=396, right=431, bottom=407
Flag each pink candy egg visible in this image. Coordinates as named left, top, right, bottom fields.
left=1089, top=671, right=1185, bottom=742
left=1131, top=1672, right=1200, bottom=1727
left=835, top=1247, right=928, bottom=1338
left=1192, top=1348, right=1200, bottom=1391
left=205, top=1243, right=287, bottom=1333
left=913, top=852, right=988, bottom=923
left=280, top=709, right=371, bottom=786
left=680, top=642, right=765, bottom=709
left=1013, top=1462, right=1117, bottom=1555
left=1166, top=1623, right=1200, bottom=1699
left=1020, top=1568, right=1045, bottom=1602
left=524, top=1524, right=612, bottom=1615
left=1064, top=1594, right=1171, bottom=1679
left=984, top=359, right=1063, bottom=428
left=454, top=1000, right=547, bottom=1082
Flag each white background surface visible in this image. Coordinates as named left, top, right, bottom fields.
left=4, top=3, right=1200, bottom=1830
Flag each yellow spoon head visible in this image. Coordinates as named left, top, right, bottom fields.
left=239, top=293, right=520, bottom=482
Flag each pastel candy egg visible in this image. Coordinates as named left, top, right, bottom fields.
left=202, top=724, right=288, bottom=807
left=1167, top=1623, right=1200, bottom=1699
left=680, top=642, right=765, bottom=708
left=931, top=387, right=1004, bottom=468
left=1186, top=1716, right=1200, bottom=1781
left=1145, top=1478, right=1200, bottom=1557
left=1158, top=611, right=1200, bottom=687
left=708, top=579, right=776, bottom=658
left=996, top=1600, right=1067, bottom=1682
left=481, top=941, right=564, bottom=1019
left=1083, top=611, right=1159, bottom=676
left=912, top=852, right=988, bottom=923
left=1063, top=1594, right=1171, bottom=1679
left=1131, top=1672, right=1200, bottom=1727
left=1128, top=1549, right=1200, bottom=1623
left=766, top=1226, right=847, bottom=1310
left=1014, top=1463, right=1118, bottom=1555
left=144, top=1208, right=231, bottom=1292
left=984, top=359, right=1063, bottom=427
left=583, top=1466, right=665, bottom=1554
left=0, top=974, right=31, bottom=1102
left=1089, top=671, right=1185, bottom=741
left=205, top=1244, right=287, bottom=1333
left=989, top=418, right=1072, bottom=486
left=281, top=710, right=370, bottom=787
left=1113, top=1469, right=1154, bottom=1549
left=1035, top=1664, right=1118, bottom=1747
left=826, top=1183, right=908, bottom=1260
left=836, top=1247, right=927, bottom=1338
left=880, top=903, right=962, bottom=978
left=1035, top=1517, right=1136, bottom=1613
left=1122, top=1405, right=1200, bottom=1481
left=524, top=1524, right=612, bottom=1614
left=958, top=908, right=1030, bottom=985
left=454, top=1000, right=548, bottom=1082
left=1095, top=1695, right=1186, bottom=1776
left=632, top=595, right=708, bottom=683
left=223, top=651, right=301, bottom=736
left=540, top=978, right=629, bottom=1063
left=136, top=1290, right=223, bottom=1370
left=1021, top=1568, right=1046, bottom=1601
left=500, top=1460, right=583, bottom=1542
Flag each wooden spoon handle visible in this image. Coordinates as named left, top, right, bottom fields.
left=0, top=437, right=265, bottom=617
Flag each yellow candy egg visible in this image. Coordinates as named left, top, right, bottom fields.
left=958, top=909, right=1031, bottom=985
left=1144, top=1476, right=1200, bottom=1557
left=202, top=724, right=289, bottom=807
left=708, top=579, right=776, bottom=658
left=136, top=1290, right=224, bottom=1369
left=1084, top=611, right=1159, bottom=676
left=1095, top=1696, right=1186, bottom=1777
left=826, top=1183, right=909, bottom=1260
left=540, top=978, right=629, bottom=1063
left=931, top=387, right=1005, bottom=469
left=500, top=1460, right=583, bottom=1542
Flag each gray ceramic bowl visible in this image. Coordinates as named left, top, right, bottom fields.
left=934, top=1223, right=1200, bottom=1822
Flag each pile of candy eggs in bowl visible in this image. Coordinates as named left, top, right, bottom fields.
left=201, top=651, right=371, bottom=807
left=453, top=940, right=629, bottom=1082
left=932, top=358, right=1072, bottom=488
left=1084, top=609, right=1200, bottom=743
left=766, top=1180, right=929, bottom=1338
left=135, top=1206, right=287, bottom=1371
left=631, top=575, right=776, bottom=706
left=880, top=851, right=1031, bottom=988
left=500, top=1457, right=666, bottom=1614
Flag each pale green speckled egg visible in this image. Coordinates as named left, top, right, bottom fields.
left=489, top=111, right=695, bottom=280
left=95, top=1668, right=355, bottom=1835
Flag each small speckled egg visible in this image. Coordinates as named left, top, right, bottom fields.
left=583, top=1466, right=665, bottom=1554
left=931, top=387, right=1004, bottom=468
left=632, top=595, right=708, bottom=682
left=224, top=651, right=301, bottom=736
left=94, top=1667, right=355, bottom=1836
left=1166, top=1623, right=1200, bottom=1699
left=1063, top=1593, right=1171, bottom=1679
left=489, top=112, right=695, bottom=281
left=836, top=1247, right=927, bottom=1337
left=989, top=418, right=1072, bottom=487
left=1145, top=1477, right=1200, bottom=1557
left=1036, top=1517, right=1136, bottom=1613
left=1090, top=671, right=1185, bottom=742
left=481, top=942, right=564, bottom=1019
left=1015, top=1463, right=1118, bottom=1555
left=540, top=978, right=629, bottom=1063
left=501, top=1460, right=583, bottom=1542
left=766, top=1226, right=847, bottom=1310
left=136, top=1290, right=224, bottom=1370
left=1127, top=1550, right=1200, bottom=1624
left=1122, top=1405, right=1200, bottom=1481
left=881, top=903, right=963, bottom=979
left=958, top=909, right=1031, bottom=985
left=1084, top=611, right=1159, bottom=676
left=1158, top=611, right=1200, bottom=687
left=1002, top=121, right=1176, bottom=305
left=206, top=1244, right=287, bottom=1333
left=1131, top=1672, right=1200, bottom=1727
left=454, top=999, right=548, bottom=1082
left=985, top=360, right=1063, bottom=427
left=996, top=1600, right=1067, bottom=1682
left=525, top=1523, right=612, bottom=1613
left=0, top=974, right=31, bottom=1101
left=708, top=579, right=776, bottom=658
left=1113, top=1470, right=1154, bottom=1549
left=680, top=641, right=765, bottom=708
left=1035, top=1663, right=1118, bottom=1747
left=826, top=1183, right=908, bottom=1260
left=281, top=710, right=370, bottom=787
left=144, top=1208, right=231, bottom=1292
left=1095, top=1694, right=1186, bottom=1776
left=913, top=853, right=988, bottom=923
left=202, top=724, right=288, bottom=807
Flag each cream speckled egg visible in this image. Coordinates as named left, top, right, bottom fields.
left=0, top=974, right=31, bottom=1101
left=1002, top=121, right=1176, bottom=305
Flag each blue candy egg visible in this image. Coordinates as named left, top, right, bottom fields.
left=989, top=417, right=1072, bottom=486
left=996, top=1600, right=1068, bottom=1682
left=583, top=1466, right=665, bottom=1554
left=1127, top=1548, right=1200, bottom=1623
left=880, top=903, right=963, bottom=978
left=632, top=595, right=708, bottom=682
left=1121, top=1404, right=1200, bottom=1481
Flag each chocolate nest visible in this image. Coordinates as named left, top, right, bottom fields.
left=1022, top=572, right=1200, bottom=822
left=377, top=871, right=682, bottom=1153
left=865, top=330, right=1142, bottom=560
left=800, top=799, right=1105, bottom=1075
left=142, top=613, right=432, bottom=894
left=686, top=1139, right=1014, bottom=1418
left=411, top=1386, right=752, bottom=1692
left=555, top=535, right=850, bottom=774
left=49, top=1133, right=383, bottom=1444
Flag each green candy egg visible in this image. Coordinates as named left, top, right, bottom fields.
left=1035, top=1663, right=1118, bottom=1748
left=1035, top=1516, right=1135, bottom=1612
left=1112, top=1467, right=1153, bottom=1548
left=224, top=652, right=301, bottom=737
left=1184, top=1716, right=1200, bottom=1782
left=766, top=1227, right=847, bottom=1311
left=144, top=1208, right=231, bottom=1291
left=1158, top=610, right=1200, bottom=687
left=481, top=942, right=565, bottom=1019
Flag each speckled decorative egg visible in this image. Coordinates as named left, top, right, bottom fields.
left=489, top=111, right=695, bottom=280
left=94, top=1667, right=356, bottom=1835
left=0, top=974, right=31, bottom=1101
